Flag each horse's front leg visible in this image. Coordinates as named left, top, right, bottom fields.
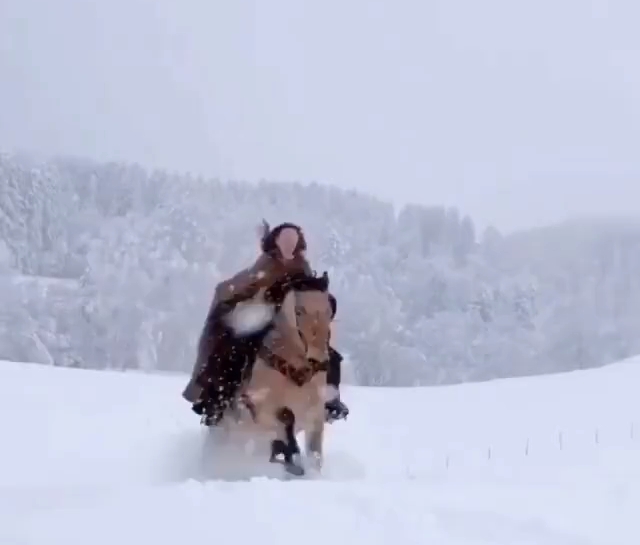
left=270, top=406, right=305, bottom=476
left=304, top=400, right=326, bottom=471
left=302, top=377, right=329, bottom=471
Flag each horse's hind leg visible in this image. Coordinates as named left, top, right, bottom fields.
left=269, top=406, right=305, bottom=476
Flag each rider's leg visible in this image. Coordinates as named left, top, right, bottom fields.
left=196, top=324, right=274, bottom=425
left=183, top=308, right=220, bottom=404
left=325, top=345, right=349, bottom=421
left=192, top=341, right=235, bottom=423
left=327, top=345, right=342, bottom=387
left=325, top=293, right=349, bottom=421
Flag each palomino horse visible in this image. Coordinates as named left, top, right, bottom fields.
left=216, top=271, right=334, bottom=477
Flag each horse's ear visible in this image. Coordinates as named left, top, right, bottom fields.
left=329, top=293, right=337, bottom=319
left=321, top=270, right=330, bottom=291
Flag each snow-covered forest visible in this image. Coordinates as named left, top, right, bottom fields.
left=1, top=151, right=639, bottom=386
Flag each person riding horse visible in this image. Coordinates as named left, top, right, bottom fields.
left=182, top=221, right=350, bottom=426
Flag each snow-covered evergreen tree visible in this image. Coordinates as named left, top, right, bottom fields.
left=1, top=152, right=640, bottom=386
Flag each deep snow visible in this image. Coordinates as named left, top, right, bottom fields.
left=1, top=358, right=639, bottom=544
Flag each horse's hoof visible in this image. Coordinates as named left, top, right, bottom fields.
left=283, top=453, right=305, bottom=476
left=284, top=461, right=305, bottom=477
left=307, top=452, right=323, bottom=472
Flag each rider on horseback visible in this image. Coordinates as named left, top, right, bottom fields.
left=182, top=221, right=350, bottom=426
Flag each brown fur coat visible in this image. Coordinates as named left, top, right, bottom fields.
left=182, top=251, right=312, bottom=402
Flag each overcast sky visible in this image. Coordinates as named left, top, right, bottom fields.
left=1, top=0, right=639, bottom=232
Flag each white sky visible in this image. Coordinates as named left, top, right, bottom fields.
left=1, top=0, right=639, bottom=232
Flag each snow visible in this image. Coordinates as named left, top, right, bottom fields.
left=1, top=358, right=639, bottom=545
left=224, top=300, right=276, bottom=335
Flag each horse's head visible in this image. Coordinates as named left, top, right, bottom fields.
left=266, top=271, right=334, bottom=364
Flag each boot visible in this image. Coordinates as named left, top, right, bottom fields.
left=191, top=374, right=228, bottom=426
left=325, top=396, right=349, bottom=422
left=325, top=345, right=349, bottom=422
left=193, top=398, right=224, bottom=426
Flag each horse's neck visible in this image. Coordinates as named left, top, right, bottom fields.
left=278, top=289, right=298, bottom=327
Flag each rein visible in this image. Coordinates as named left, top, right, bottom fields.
left=258, top=345, right=328, bottom=387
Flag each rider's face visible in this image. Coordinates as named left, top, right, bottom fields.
left=275, top=227, right=299, bottom=260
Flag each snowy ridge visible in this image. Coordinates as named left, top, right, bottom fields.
left=1, top=358, right=639, bottom=544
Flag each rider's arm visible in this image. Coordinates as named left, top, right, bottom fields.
left=210, top=255, right=282, bottom=318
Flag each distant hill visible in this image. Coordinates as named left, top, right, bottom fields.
left=2, top=152, right=639, bottom=386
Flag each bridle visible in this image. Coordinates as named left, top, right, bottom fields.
left=259, top=273, right=332, bottom=386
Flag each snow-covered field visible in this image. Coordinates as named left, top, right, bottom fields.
left=1, top=358, right=639, bottom=545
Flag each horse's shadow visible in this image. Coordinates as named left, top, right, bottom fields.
left=197, top=427, right=297, bottom=482
left=155, top=426, right=365, bottom=483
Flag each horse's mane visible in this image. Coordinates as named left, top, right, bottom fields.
left=288, top=271, right=330, bottom=292
left=265, top=271, right=329, bottom=301
left=264, top=270, right=336, bottom=318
